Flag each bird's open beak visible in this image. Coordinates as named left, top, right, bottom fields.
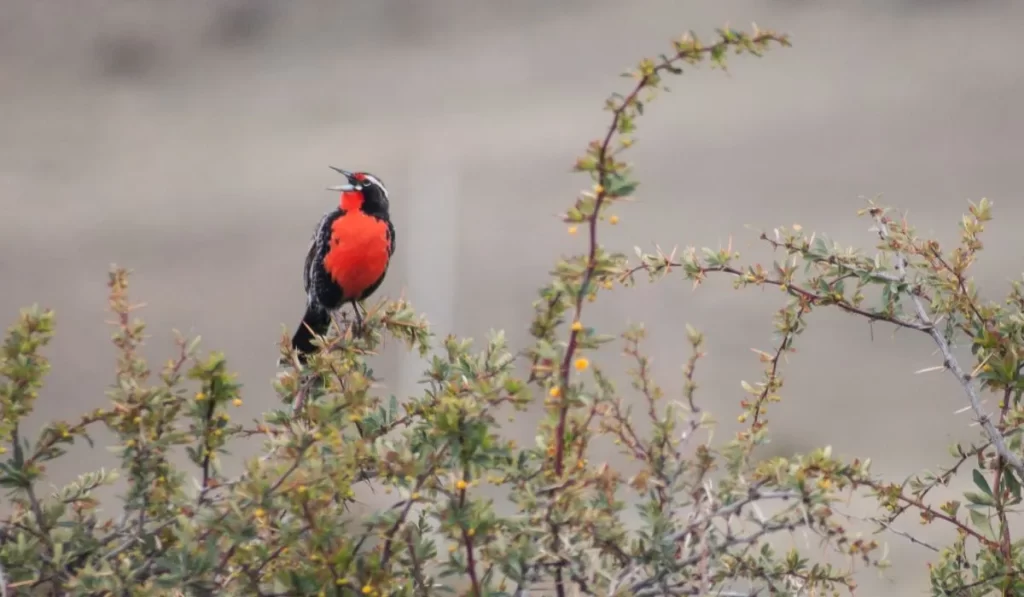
left=327, top=166, right=357, bottom=191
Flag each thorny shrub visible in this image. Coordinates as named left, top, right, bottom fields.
left=1, top=23, right=1018, bottom=597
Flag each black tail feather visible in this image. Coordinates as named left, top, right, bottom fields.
left=291, top=306, right=331, bottom=362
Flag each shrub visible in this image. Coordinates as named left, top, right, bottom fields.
left=2, top=22, right=1018, bottom=597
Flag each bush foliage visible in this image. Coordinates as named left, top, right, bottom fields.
left=3, top=23, right=1020, bottom=597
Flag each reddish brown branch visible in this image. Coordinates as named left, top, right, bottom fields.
left=859, top=479, right=999, bottom=550
left=626, top=261, right=930, bottom=333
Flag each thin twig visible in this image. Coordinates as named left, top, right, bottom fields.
left=859, top=479, right=999, bottom=549
left=624, top=261, right=932, bottom=333
left=836, top=508, right=940, bottom=553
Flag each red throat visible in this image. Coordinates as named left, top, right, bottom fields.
left=340, top=190, right=364, bottom=211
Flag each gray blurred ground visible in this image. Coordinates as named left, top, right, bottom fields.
left=3, top=0, right=1024, bottom=593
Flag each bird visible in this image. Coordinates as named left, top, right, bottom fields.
left=287, top=166, right=396, bottom=363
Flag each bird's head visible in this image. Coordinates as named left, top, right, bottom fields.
left=327, top=166, right=390, bottom=214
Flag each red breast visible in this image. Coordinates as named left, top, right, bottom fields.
left=323, top=209, right=391, bottom=300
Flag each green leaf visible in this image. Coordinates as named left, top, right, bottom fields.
left=1004, top=468, right=1022, bottom=501
left=605, top=173, right=639, bottom=197
left=964, top=491, right=995, bottom=507
left=969, top=508, right=997, bottom=540
left=973, top=469, right=994, bottom=497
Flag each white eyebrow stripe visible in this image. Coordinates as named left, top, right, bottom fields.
left=362, top=173, right=387, bottom=199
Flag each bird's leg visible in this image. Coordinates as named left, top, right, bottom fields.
left=350, top=300, right=365, bottom=335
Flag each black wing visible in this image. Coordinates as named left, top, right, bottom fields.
left=385, top=217, right=396, bottom=257
left=302, top=232, right=316, bottom=296
left=304, top=209, right=343, bottom=306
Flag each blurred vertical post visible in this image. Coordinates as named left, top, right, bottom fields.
left=398, top=135, right=459, bottom=397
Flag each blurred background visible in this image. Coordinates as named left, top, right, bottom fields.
left=3, top=0, right=1024, bottom=593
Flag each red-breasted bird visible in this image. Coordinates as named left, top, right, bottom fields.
left=288, top=167, right=395, bottom=362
